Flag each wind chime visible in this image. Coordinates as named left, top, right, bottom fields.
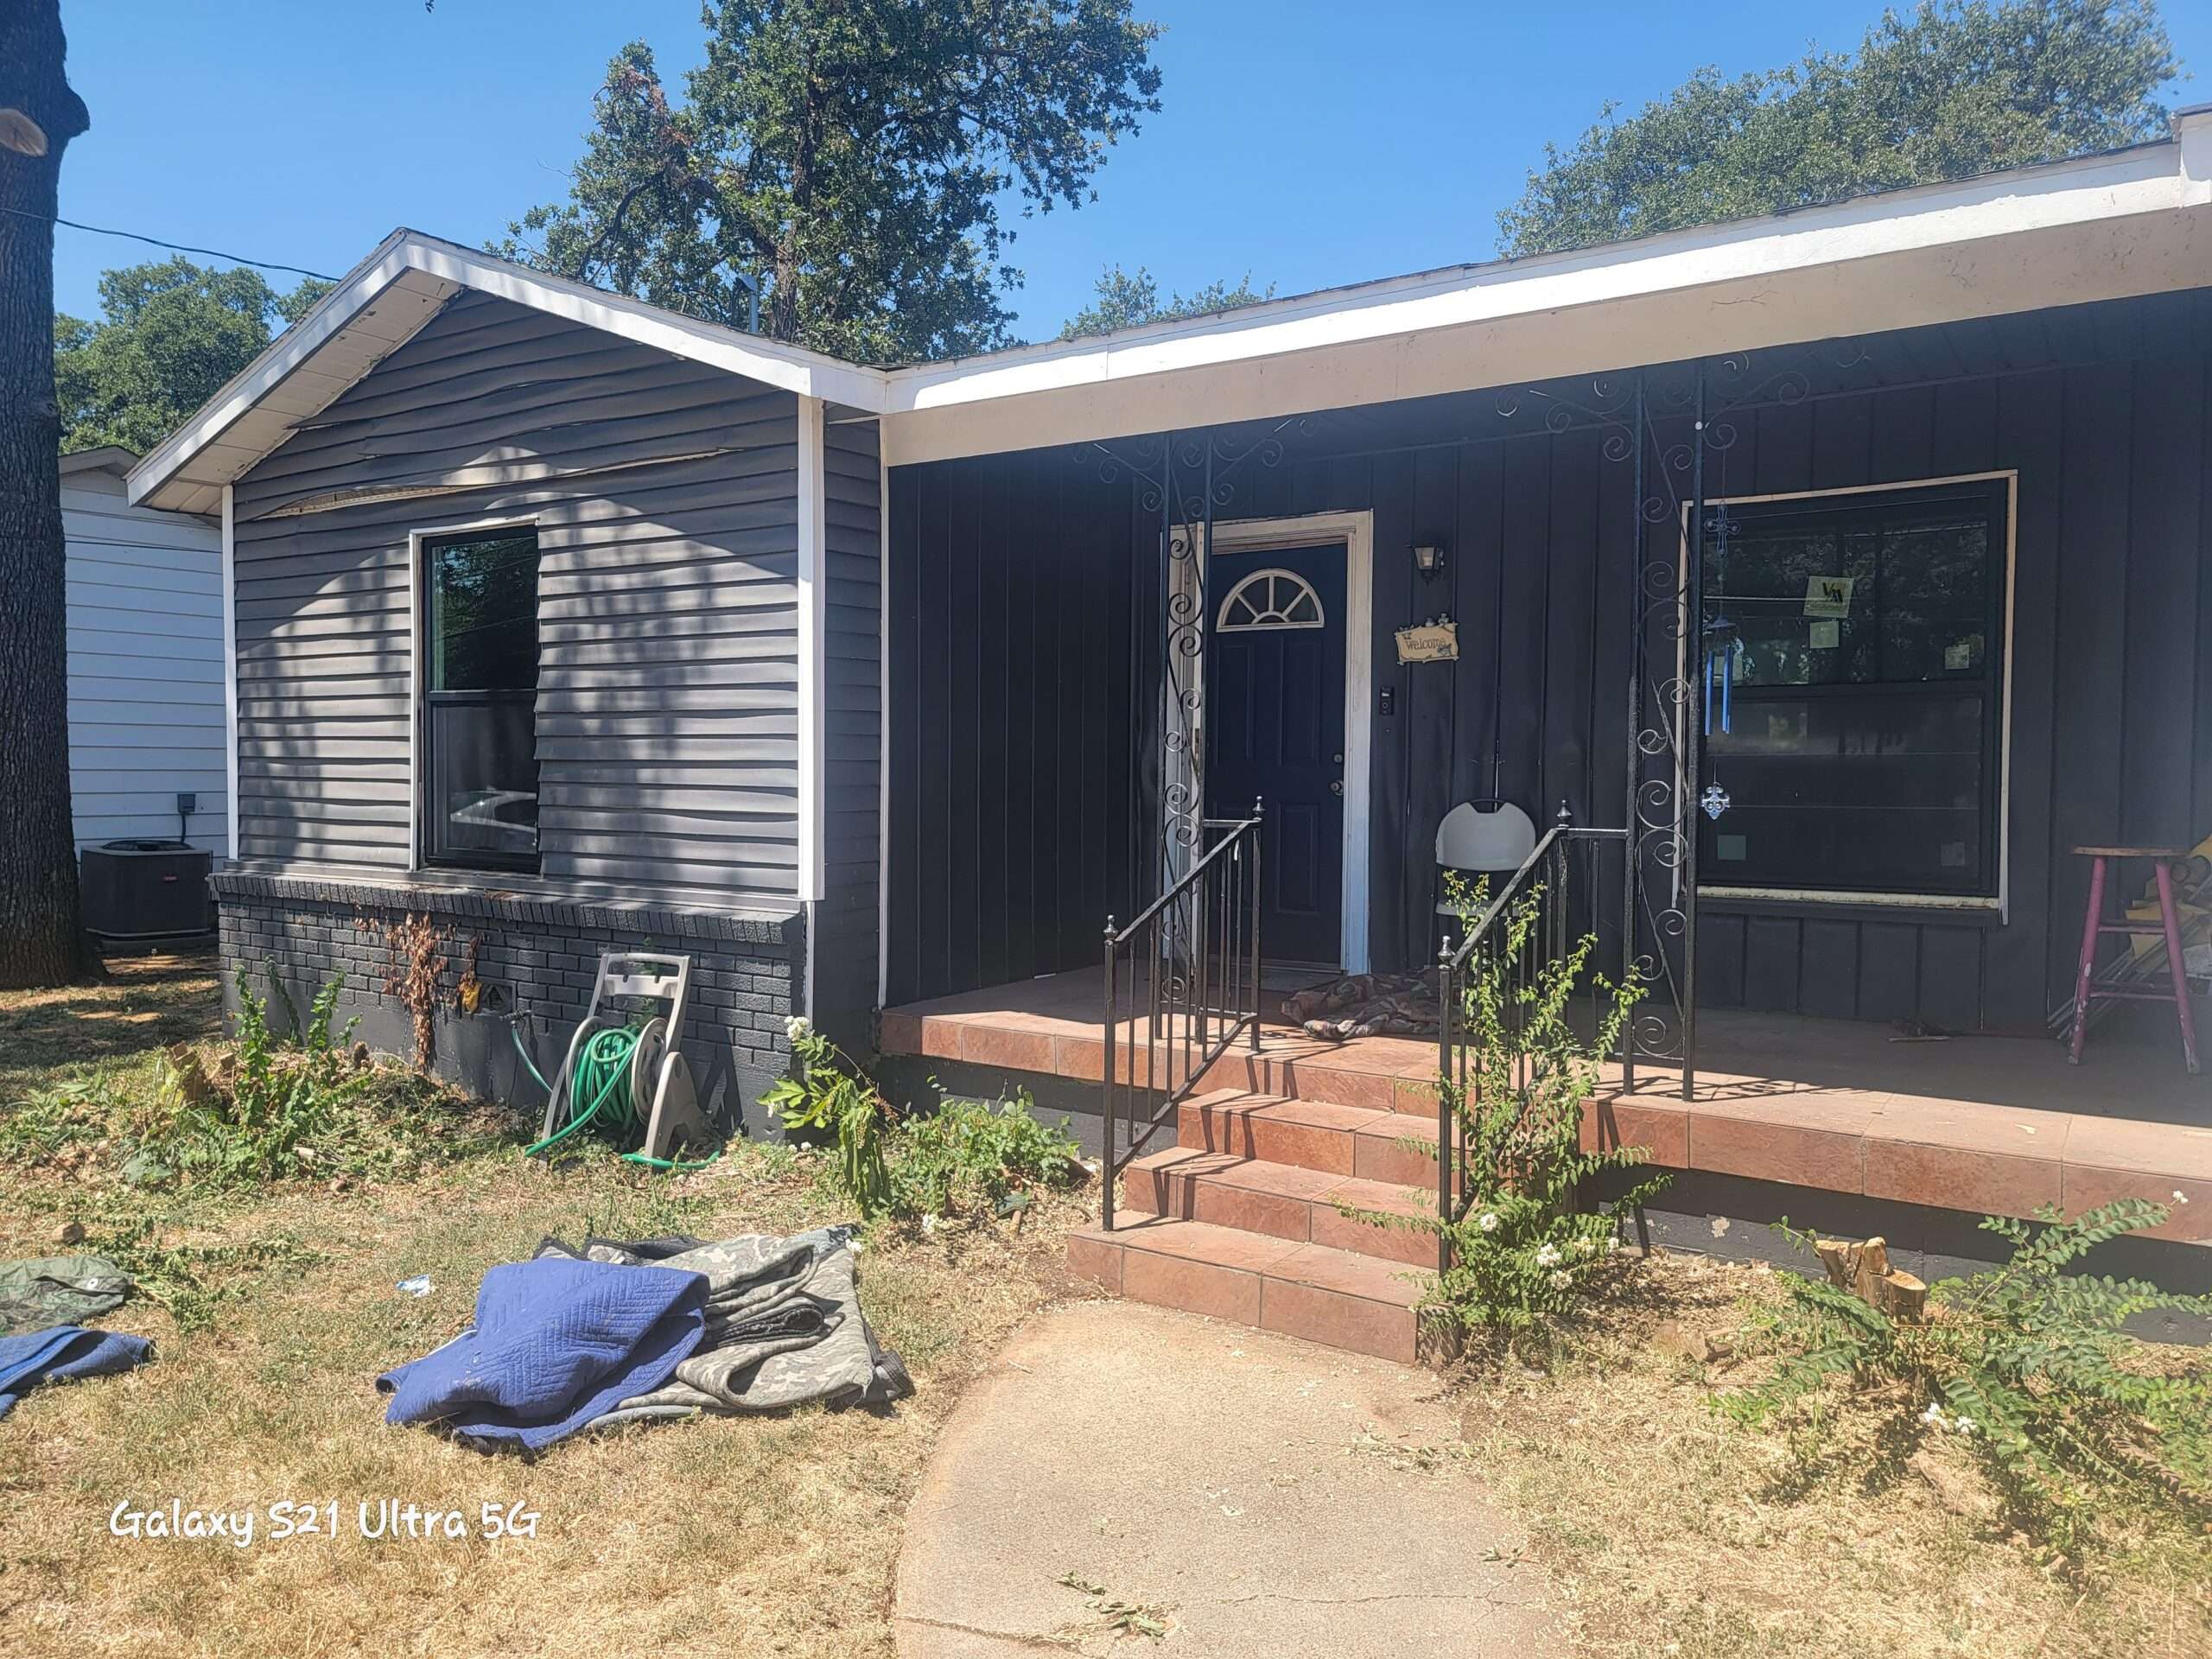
left=1700, top=505, right=1738, bottom=822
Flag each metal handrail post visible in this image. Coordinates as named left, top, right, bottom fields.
left=1101, top=918, right=1117, bottom=1231
left=1249, top=798, right=1265, bottom=1052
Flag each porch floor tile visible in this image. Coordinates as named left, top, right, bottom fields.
left=886, top=968, right=2212, bottom=1239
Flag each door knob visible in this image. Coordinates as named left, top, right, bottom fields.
left=1329, top=779, right=1344, bottom=796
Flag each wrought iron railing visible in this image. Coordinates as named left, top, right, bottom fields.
left=1433, top=809, right=1629, bottom=1274
left=1100, top=804, right=1265, bottom=1230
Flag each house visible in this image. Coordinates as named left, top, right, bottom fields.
left=61, top=447, right=228, bottom=861
left=127, top=106, right=2212, bottom=1357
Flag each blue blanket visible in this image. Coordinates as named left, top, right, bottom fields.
left=0, top=1325, right=154, bottom=1419
left=378, top=1256, right=708, bottom=1452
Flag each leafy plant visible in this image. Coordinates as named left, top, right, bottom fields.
left=764, top=1017, right=896, bottom=1218
left=1349, top=883, right=1666, bottom=1340
left=86, top=1211, right=321, bottom=1334
left=887, top=1087, right=1083, bottom=1220
left=141, top=969, right=373, bottom=1185
left=264, top=960, right=359, bottom=1084
left=1723, top=1200, right=2212, bottom=1548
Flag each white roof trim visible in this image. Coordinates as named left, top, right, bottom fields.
left=60, top=444, right=140, bottom=479
left=129, top=111, right=2212, bottom=506
left=128, top=231, right=889, bottom=512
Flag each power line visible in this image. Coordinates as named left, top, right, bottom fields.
left=0, top=204, right=340, bottom=283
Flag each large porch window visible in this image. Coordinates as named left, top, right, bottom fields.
left=1698, top=475, right=2010, bottom=899
left=419, top=527, right=541, bottom=873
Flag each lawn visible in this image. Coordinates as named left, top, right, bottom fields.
left=1, top=959, right=2207, bottom=1659
left=0, top=956, right=1086, bottom=1658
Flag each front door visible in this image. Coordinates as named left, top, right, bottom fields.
left=1205, top=543, right=1348, bottom=966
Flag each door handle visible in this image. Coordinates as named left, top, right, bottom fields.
left=1329, top=779, right=1344, bottom=796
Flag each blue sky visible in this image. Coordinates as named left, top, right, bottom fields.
left=49, top=1, right=2212, bottom=346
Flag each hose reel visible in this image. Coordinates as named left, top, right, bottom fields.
left=523, top=951, right=716, bottom=1166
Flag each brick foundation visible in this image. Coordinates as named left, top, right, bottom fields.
left=212, top=871, right=802, bottom=1139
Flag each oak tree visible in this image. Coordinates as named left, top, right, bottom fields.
left=504, top=1, right=1163, bottom=361
left=1499, top=0, right=2181, bottom=258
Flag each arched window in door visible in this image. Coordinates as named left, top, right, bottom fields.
left=1215, top=567, right=1325, bottom=632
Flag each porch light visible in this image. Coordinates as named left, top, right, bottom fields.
left=1413, top=543, right=1446, bottom=578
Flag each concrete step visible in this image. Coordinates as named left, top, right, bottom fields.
left=1122, top=1146, right=1440, bottom=1268
left=1178, top=1089, right=1450, bottom=1190
left=1067, top=1217, right=1433, bottom=1364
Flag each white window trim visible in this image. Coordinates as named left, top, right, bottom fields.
left=220, top=486, right=238, bottom=866
left=404, top=514, right=543, bottom=875
left=797, top=395, right=829, bottom=1019
left=1680, top=469, right=2018, bottom=918
left=1185, top=511, right=1376, bottom=973
left=1216, top=566, right=1328, bottom=632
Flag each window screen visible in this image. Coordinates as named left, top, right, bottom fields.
left=1698, top=478, right=2006, bottom=898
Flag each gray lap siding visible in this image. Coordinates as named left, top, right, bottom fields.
left=228, top=289, right=804, bottom=906
left=223, top=289, right=822, bottom=1112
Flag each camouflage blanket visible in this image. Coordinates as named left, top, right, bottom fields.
left=1280, top=970, right=1442, bottom=1041
left=535, top=1228, right=912, bottom=1427
left=0, top=1256, right=131, bottom=1338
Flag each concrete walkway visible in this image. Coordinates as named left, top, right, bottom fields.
left=893, top=1300, right=1554, bottom=1657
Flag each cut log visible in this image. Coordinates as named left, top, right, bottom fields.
left=1815, top=1235, right=1929, bottom=1322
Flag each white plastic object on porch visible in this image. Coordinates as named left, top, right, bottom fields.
left=1434, top=801, right=1538, bottom=919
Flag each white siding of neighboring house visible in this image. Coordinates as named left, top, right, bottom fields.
left=61, top=450, right=229, bottom=860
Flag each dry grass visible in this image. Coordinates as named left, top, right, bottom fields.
left=0, top=959, right=1084, bottom=1659
left=0, top=952, right=221, bottom=1100
left=1452, top=1255, right=2212, bottom=1659
left=6, top=960, right=2211, bottom=1657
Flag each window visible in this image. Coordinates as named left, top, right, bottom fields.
left=1217, top=567, right=1326, bottom=632
left=1697, top=477, right=2008, bottom=899
left=420, top=528, right=540, bottom=871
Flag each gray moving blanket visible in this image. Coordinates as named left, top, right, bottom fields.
left=534, top=1228, right=912, bottom=1427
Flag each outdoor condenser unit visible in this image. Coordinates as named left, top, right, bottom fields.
left=79, top=839, right=213, bottom=942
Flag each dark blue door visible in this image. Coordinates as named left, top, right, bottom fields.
left=1205, top=543, right=1347, bottom=966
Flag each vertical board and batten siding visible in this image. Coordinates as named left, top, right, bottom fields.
left=887, top=288, right=2212, bottom=1033
left=61, top=461, right=229, bottom=855
left=228, top=289, right=805, bottom=905
left=814, top=416, right=884, bottom=1041
left=882, top=452, right=1144, bottom=1007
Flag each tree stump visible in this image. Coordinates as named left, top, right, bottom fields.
left=1814, top=1235, right=1929, bottom=1322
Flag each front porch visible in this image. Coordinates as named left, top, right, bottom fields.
left=880, top=969, right=2212, bottom=1249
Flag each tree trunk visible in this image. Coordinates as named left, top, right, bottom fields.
left=0, top=1, right=92, bottom=988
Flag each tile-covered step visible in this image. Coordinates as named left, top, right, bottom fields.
left=1178, top=1089, right=1451, bottom=1190
left=1122, top=1146, right=1440, bottom=1268
left=1067, top=1216, right=1433, bottom=1363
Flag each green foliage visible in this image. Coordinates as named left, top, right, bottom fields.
left=887, top=1087, right=1083, bottom=1219
left=499, top=2, right=1163, bottom=361
left=1724, top=1200, right=2212, bottom=1547
left=765, top=1017, right=896, bottom=1217
left=1498, top=0, right=2180, bottom=257
left=82, top=1211, right=321, bottom=1334
left=1058, top=263, right=1274, bottom=340
left=0, top=1077, right=113, bottom=1163
left=171, top=968, right=372, bottom=1184
left=1350, top=883, right=1665, bottom=1338
left=765, top=1024, right=1084, bottom=1222
left=54, top=257, right=330, bottom=453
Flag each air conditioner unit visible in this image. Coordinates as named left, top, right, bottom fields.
left=79, top=840, right=213, bottom=942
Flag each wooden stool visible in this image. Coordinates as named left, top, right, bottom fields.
left=2066, top=845, right=2201, bottom=1075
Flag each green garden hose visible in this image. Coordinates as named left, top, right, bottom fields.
left=515, top=1020, right=721, bottom=1170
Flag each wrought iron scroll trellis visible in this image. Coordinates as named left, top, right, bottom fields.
left=1486, top=346, right=1864, bottom=1099
left=1089, top=419, right=1313, bottom=902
